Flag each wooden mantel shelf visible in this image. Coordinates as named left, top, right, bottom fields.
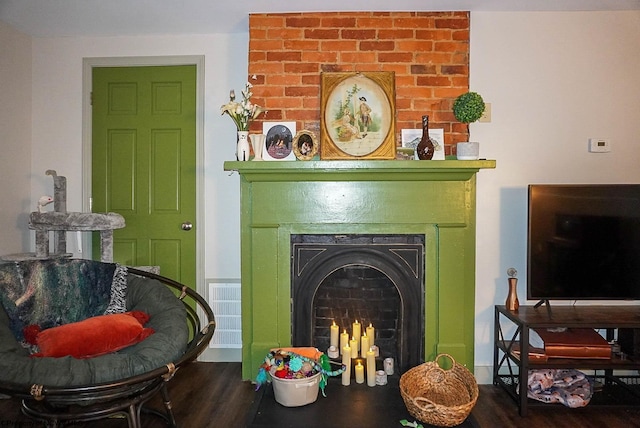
left=224, top=159, right=496, bottom=182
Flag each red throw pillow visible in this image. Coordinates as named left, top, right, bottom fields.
left=34, top=311, right=154, bottom=359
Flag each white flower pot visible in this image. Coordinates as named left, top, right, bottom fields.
left=456, top=142, right=479, bottom=160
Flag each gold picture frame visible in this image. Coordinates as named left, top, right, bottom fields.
left=292, top=130, right=318, bottom=160
left=320, top=71, right=396, bottom=160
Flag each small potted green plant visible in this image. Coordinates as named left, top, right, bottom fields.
left=452, top=91, right=485, bottom=160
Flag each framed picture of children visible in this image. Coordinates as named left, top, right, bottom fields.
left=320, top=71, right=396, bottom=160
left=262, top=122, right=296, bottom=161
left=292, top=130, right=318, bottom=161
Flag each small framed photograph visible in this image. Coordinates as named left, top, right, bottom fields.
left=401, top=128, right=445, bottom=160
left=320, top=71, right=396, bottom=160
left=262, top=122, right=297, bottom=161
left=401, top=129, right=422, bottom=149
left=292, top=130, right=318, bottom=160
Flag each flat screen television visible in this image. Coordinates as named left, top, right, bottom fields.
left=527, top=184, right=640, bottom=302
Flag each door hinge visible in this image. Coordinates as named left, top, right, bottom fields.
left=90, top=92, right=93, bottom=106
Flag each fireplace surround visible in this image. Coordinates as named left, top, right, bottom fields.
left=224, top=160, right=495, bottom=379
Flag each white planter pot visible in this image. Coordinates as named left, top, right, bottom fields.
left=456, top=142, right=479, bottom=160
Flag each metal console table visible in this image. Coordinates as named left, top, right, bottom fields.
left=494, top=304, right=640, bottom=416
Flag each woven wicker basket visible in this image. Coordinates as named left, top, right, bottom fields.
left=399, top=354, right=479, bottom=427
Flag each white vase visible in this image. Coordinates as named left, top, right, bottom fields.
left=456, top=142, right=480, bottom=160
left=236, top=131, right=251, bottom=161
left=249, top=134, right=266, bottom=161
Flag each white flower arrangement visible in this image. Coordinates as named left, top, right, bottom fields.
left=220, top=82, right=265, bottom=131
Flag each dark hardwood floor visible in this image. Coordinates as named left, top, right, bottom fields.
left=1, top=362, right=640, bottom=427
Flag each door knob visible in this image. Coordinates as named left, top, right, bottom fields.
left=181, top=222, right=193, bottom=231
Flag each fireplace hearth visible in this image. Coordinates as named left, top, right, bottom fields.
left=291, top=234, right=424, bottom=373
left=224, top=160, right=495, bottom=379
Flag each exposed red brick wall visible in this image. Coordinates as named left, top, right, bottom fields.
left=248, top=11, right=470, bottom=152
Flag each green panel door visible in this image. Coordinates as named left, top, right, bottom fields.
left=92, top=65, right=197, bottom=287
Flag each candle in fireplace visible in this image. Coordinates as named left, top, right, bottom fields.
left=366, top=323, right=375, bottom=347
left=340, top=329, right=348, bottom=355
left=360, top=333, right=369, bottom=358
left=355, top=361, right=365, bottom=384
left=330, top=321, right=339, bottom=348
left=350, top=337, right=358, bottom=358
left=371, top=345, right=379, bottom=357
left=342, top=345, right=351, bottom=386
left=352, top=320, right=361, bottom=351
left=366, top=347, right=376, bottom=387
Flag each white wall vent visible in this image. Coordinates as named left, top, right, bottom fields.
left=208, top=281, right=242, bottom=348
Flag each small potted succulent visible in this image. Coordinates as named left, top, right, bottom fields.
left=452, top=91, right=485, bottom=160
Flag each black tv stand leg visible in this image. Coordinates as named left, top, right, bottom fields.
left=534, top=299, right=552, bottom=316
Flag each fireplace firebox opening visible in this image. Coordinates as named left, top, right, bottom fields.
left=291, top=234, right=425, bottom=373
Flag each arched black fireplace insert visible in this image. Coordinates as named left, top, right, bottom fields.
left=291, top=234, right=424, bottom=373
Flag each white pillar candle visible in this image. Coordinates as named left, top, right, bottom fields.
left=355, top=361, right=365, bottom=384
left=342, top=345, right=351, bottom=386
left=340, top=329, right=349, bottom=355
left=350, top=337, right=358, bottom=359
left=330, top=321, right=339, bottom=349
left=366, top=347, right=376, bottom=387
left=352, top=320, right=361, bottom=351
left=360, top=333, right=369, bottom=358
left=366, top=323, right=375, bottom=347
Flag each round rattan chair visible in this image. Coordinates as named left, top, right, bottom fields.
left=0, top=267, right=215, bottom=428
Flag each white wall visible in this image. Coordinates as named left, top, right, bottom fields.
left=29, top=33, right=248, bottom=281
left=0, top=21, right=32, bottom=254
left=17, top=10, right=640, bottom=375
left=471, top=11, right=640, bottom=382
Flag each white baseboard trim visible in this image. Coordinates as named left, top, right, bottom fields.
left=198, top=347, right=242, bottom=362
left=474, top=365, right=493, bottom=385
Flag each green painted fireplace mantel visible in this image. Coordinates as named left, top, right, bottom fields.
left=223, top=160, right=496, bottom=379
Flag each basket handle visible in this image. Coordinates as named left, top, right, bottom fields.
left=434, top=353, right=456, bottom=371
left=424, top=366, right=447, bottom=383
left=413, top=396, right=436, bottom=407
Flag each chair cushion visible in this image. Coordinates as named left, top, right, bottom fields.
left=0, top=267, right=188, bottom=386
left=34, top=311, right=154, bottom=359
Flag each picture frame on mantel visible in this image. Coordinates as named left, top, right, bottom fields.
left=320, top=71, right=396, bottom=160
left=262, top=121, right=296, bottom=161
left=292, top=130, right=318, bottom=160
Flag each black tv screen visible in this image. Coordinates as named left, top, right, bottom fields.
left=527, top=184, right=640, bottom=301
